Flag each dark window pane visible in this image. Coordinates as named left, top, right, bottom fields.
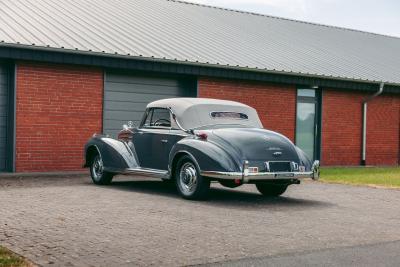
left=142, top=110, right=153, bottom=127
left=151, top=108, right=171, bottom=127
left=298, top=89, right=316, bottom=97
left=296, top=102, right=315, bottom=160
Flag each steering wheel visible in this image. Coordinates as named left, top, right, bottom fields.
left=153, top=118, right=171, bottom=127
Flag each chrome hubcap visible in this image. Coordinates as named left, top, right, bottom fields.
left=179, top=162, right=197, bottom=195
left=92, top=155, right=104, bottom=181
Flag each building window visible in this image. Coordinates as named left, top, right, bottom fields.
left=296, top=88, right=321, bottom=161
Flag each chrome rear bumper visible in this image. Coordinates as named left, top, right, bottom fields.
left=201, top=161, right=320, bottom=183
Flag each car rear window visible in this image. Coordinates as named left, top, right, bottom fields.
left=210, top=112, right=248, bottom=120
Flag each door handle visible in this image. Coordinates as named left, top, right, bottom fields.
left=161, top=139, right=168, bottom=143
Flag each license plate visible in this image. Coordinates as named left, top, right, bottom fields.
left=267, top=161, right=292, bottom=172
left=275, top=173, right=295, bottom=178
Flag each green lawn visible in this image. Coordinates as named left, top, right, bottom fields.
left=0, top=247, right=30, bottom=267
left=320, top=167, right=400, bottom=188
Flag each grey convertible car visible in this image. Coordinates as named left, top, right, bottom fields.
left=84, top=98, right=320, bottom=200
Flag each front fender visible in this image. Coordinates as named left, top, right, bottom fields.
left=169, top=138, right=241, bottom=173
left=84, top=135, right=139, bottom=171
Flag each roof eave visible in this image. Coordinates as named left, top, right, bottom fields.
left=1, top=43, right=399, bottom=93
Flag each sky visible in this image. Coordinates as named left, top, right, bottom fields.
left=185, top=0, right=400, bottom=38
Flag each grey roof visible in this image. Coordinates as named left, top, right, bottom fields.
left=148, top=98, right=263, bottom=129
left=1, top=0, right=400, bottom=85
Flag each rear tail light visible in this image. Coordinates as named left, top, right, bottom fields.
left=248, top=167, right=259, bottom=173
left=196, top=132, right=208, bottom=140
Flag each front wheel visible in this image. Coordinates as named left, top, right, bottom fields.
left=90, top=153, right=114, bottom=185
left=175, top=156, right=210, bottom=200
left=255, top=183, right=288, bottom=197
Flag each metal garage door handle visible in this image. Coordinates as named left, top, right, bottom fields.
left=161, top=139, right=168, bottom=143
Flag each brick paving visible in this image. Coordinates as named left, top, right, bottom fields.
left=1, top=175, right=400, bottom=266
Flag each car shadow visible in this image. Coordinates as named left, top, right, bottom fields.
left=206, top=187, right=333, bottom=211
left=107, top=179, right=334, bottom=211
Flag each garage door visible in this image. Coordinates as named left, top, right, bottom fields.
left=104, top=73, right=196, bottom=137
left=0, top=65, right=8, bottom=171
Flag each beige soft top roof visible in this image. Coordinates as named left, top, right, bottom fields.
left=147, top=98, right=263, bottom=129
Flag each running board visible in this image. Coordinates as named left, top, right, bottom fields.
left=105, top=167, right=169, bottom=179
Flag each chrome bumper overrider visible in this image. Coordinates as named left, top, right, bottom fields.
left=201, top=161, right=320, bottom=183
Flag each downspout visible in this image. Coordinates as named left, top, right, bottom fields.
left=361, top=82, right=384, bottom=166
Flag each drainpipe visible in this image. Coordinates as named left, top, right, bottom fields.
left=361, top=82, right=384, bottom=166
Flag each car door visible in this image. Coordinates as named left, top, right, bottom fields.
left=133, top=108, right=173, bottom=170
left=132, top=109, right=153, bottom=168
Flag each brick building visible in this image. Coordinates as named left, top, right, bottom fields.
left=0, top=0, right=399, bottom=173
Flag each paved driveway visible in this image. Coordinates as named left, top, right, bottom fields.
left=1, top=175, right=400, bottom=266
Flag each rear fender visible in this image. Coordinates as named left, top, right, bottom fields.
left=169, top=138, right=241, bottom=174
left=84, top=135, right=140, bottom=171
left=295, top=146, right=313, bottom=171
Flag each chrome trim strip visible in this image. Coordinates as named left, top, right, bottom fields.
left=105, top=167, right=169, bottom=179
left=125, top=168, right=169, bottom=178
left=201, top=171, right=315, bottom=181
left=311, top=160, right=320, bottom=180
left=242, top=160, right=249, bottom=183
left=202, top=160, right=320, bottom=182
left=167, top=107, right=192, bottom=134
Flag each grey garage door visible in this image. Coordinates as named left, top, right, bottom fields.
left=0, top=65, right=9, bottom=171
left=104, top=73, right=196, bottom=137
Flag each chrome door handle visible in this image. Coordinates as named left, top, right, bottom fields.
left=161, top=139, right=168, bottom=143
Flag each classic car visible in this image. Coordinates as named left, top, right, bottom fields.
left=84, top=98, right=320, bottom=200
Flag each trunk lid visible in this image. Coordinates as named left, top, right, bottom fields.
left=207, top=128, right=300, bottom=164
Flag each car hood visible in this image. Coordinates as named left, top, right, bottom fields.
left=204, top=128, right=301, bottom=164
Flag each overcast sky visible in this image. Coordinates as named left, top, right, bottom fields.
left=186, top=0, right=400, bottom=38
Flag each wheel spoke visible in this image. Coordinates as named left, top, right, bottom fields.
left=179, top=163, right=197, bottom=195
left=92, top=155, right=104, bottom=181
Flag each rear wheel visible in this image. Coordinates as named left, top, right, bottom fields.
left=256, top=183, right=288, bottom=197
left=90, top=153, right=114, bottom=185
left=175, top=156, right=210, bottom=200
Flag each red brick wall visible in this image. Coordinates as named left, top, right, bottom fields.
left=366, top=94, right=400, bottom=165
left=321, top=90, right=364, bottom=165
left=322, top=90, right=400, bottom=166
left=198, top=77, right=296, bottom=141
left=16, top=62, right=103, bottom=172
left=14, top=65, right=399, bottom=171
left=200, top=79, right=399, bottom=166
